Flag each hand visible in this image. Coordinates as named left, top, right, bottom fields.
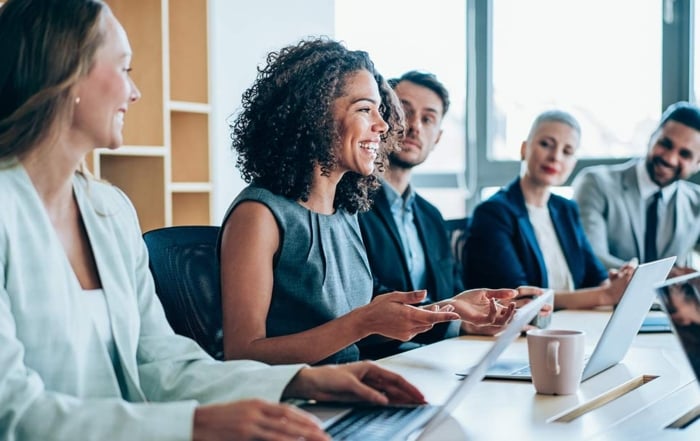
left=669, top=265, right=697, bottom=279
left=461, top=320, right=505, bottom=336
left=601, top=261, right=636, bottom=306
left=510, top=286, right=549, bottom=309
left=511, top=286, right=553, bottom=333
left=448, top=289, right=516, bottom=335
left=282, top=362, right=426, bottom=406
left=359, top=290, right=460, bottom=341
left=192, top=399, right=329, bottom=441
left=608, top=258, right=638, bottom=282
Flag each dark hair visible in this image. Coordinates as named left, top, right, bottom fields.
left=658, top=101, right=700, bottom=133
left=230, top=37, right=403, bottom=213
left=389, top=70, right=450, bottom=116
left=0, top=0, right=107, bottom=158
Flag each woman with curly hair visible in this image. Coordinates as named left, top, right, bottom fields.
left=0, top=3, right=431, bottom=439
left=219, top=38, right=517, bottom=365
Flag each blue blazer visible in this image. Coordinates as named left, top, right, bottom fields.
left=359, top=186, right=464, bottom=299
left=464, top=178, right=607, bottom=290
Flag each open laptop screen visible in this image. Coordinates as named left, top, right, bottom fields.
left=656, top=272, right=700, bottom=379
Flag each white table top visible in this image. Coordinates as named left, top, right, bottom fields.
left=376, top=309, right=700, bottom=440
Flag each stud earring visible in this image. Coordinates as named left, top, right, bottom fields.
left=75, top=96, right=81, bottom=105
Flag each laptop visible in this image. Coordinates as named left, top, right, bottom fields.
left=655, top=271, right=700, bottom=379
left=480, top=256, right=676, bottom=381
left=301, top=289, right=554, bottom=441
left=639, top=314, right=673, bottom=333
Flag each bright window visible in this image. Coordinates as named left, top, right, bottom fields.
left=335, top=0, right=468, bottom=217
left=334, top=0, right=467, bottom=174
left=491, top=0, right=662, bottom=160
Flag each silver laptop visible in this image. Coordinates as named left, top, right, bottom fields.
left=302, top=290, right=554, bottom=441
left=655, top=271, right=700, bottom=379
left=481, top=256, right=676, bottom=381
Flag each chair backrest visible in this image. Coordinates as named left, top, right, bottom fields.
left=142, top=225, right=223, bottom=360
left=444, top=217, right=470, bottom=269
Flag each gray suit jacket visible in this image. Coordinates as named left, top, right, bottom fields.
left=572, top=159, right=700, bottom=268
left=0, top=159, right=302, bottom=441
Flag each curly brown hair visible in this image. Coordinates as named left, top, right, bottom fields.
left=230, top=37, right=404, bottom=213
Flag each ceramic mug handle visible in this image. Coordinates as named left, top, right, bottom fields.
left=546, top=340, right=560, bottom=375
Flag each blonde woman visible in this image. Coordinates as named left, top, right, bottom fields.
left=464, top=110, right=634, bottom=309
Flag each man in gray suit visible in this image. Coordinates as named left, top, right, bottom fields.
left=573, top=102, right=700, bottom=277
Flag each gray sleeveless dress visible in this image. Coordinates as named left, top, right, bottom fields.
left=219, top=186, right=373, bottom=364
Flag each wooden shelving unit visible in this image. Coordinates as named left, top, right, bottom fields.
left=94, top=0, right=212, bottom=233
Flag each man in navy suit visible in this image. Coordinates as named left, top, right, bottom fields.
left=573, top=102, right=700, bottom=277
left=358, top=71, right=471, bottom=358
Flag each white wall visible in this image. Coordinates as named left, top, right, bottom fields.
left=209, top=0, right=335, bottom=222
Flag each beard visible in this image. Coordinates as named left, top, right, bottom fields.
left=388, top=152, right=420, bottom=170
left=646, top=155, right=680, bottom=187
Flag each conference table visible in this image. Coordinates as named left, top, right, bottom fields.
left=376, top=309, right=700, bottom=440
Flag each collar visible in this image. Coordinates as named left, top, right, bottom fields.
left=383, top=180, right=416, bottom=212
left=635, top=159, right=677, bottom=202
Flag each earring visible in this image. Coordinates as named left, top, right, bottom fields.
left=75, top=96, right=81, bottom=105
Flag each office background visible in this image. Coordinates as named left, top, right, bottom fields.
left=87, top=0, right=700, bottom=229
left=213, top=0, right=700, bottom=222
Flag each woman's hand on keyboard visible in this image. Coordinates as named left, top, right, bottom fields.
left=193, top=399, right=329, bottom=441
left=282, top=361, right=427, bottom=406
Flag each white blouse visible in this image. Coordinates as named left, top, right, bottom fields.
left=526, top=203, right=574, bottom=291
left=83, top=289, right=118, bottom=364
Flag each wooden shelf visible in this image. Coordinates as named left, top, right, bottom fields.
left=107, top=0, right=164, bottom=147
left=100, top=155, right=166, bottom=233
left=172, top=192, right=211, bottom=226
left=170, top=101, right=211, bottom=113
left=169, top=0, right=208, bottom=104
left=99, top=0, right=211, bottom=232
left=170, top=182, right=212, bottom=192
left=171, top=111, right=209, bottom=183
left=98, top=146, right=167, bottom=156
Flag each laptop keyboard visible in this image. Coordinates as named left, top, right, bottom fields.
left=326, top=405, right=433, bottom=440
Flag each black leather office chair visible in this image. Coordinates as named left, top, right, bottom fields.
left=444, top=217, right=470, bottom=278
left=143, top=225, right=224, bottom=360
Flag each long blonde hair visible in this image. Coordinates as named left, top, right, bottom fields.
left=0, top=0, right=107, bottom=159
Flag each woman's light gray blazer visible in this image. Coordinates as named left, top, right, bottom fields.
left=0, top=160, right=303, bottom=441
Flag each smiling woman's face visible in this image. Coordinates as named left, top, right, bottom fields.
left=71, top=11, right=141, bottom=150
left=332, top=69, right=389, bottom=177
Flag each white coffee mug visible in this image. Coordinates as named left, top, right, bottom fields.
left=526, top=329, right=585, bottom=395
